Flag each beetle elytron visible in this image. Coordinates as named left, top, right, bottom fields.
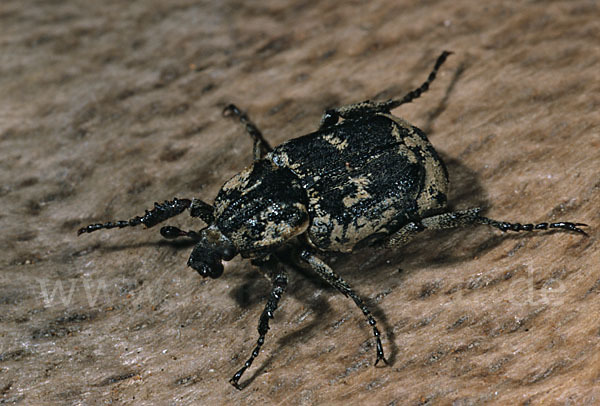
left=79, top=52, right=587, bottom=389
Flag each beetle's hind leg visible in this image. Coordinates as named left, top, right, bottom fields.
left=318, top=51, right=452, bottom=130
left=387, top=208, right=587, bottom=248
left=223, top=104, right=272, bottom=161
left=418, top=208, right=587, bottom=235
left=78, top=198, right=214, bottom=235
left=230, top=257, right=288, bottom=390
left=298, top=250, right=387, bottom=366
left=387, top=208, right=486, bottom=247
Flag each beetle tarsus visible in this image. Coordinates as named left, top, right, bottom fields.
left=223, top=103, right=272, bottom=160
left=374, top=337, right=388, bottom=366
left=230, top=262, right=288, bottom=390
left=387, top=50, right=453, bottom=110
left=478, top=217, right=588, bottom=236
left=229, top=372, right=244, bottom=391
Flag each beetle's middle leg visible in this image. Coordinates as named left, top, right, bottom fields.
left=318, top=51, right=452, bottom=130
left=230, top=257, right=288, bottom=390
left=299, top=250, right=387, bottom=366
left=223, top=104, right=273, bottom=161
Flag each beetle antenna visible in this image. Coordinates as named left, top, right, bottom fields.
left=77, top=198, right=202, bottom=235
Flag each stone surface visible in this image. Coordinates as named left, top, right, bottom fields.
left=1, top=0, right=599, bottom=404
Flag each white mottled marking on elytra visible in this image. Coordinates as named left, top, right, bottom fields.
left=378, top=113, right=448, bottom=215
left=342, top=175, right=372, bottom=207
left=323, top=133, right=349, bottom=151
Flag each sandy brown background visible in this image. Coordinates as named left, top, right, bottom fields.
left=1, top=0, right=599, bottom=404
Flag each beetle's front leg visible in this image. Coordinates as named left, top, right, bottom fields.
left=298, top=250, right=387, bottom=366
left=230, top=258, right=288, bottom=390
left=78, top=198, right=194, bottom=235
left=78, top=198, right=215, bottom=236
left=223, top=104, right=273, bottom=161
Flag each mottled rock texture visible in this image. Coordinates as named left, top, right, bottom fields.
left=1, top=0, right=599, bottom=404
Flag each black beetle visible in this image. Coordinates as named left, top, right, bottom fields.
left=78, top=51, right=587, bottom=389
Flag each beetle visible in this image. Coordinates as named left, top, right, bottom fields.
left=78, top=51, right=587, bottom=389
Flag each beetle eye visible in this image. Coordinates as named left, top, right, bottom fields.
left=187, top=246, right=224, bottom=279
left=221, top=246, right=235, bottom=261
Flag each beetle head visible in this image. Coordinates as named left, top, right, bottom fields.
left=188, top=225, right=236, bottom=278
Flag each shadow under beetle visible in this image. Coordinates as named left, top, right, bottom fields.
left=78, top=51, right=587, bottom=389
